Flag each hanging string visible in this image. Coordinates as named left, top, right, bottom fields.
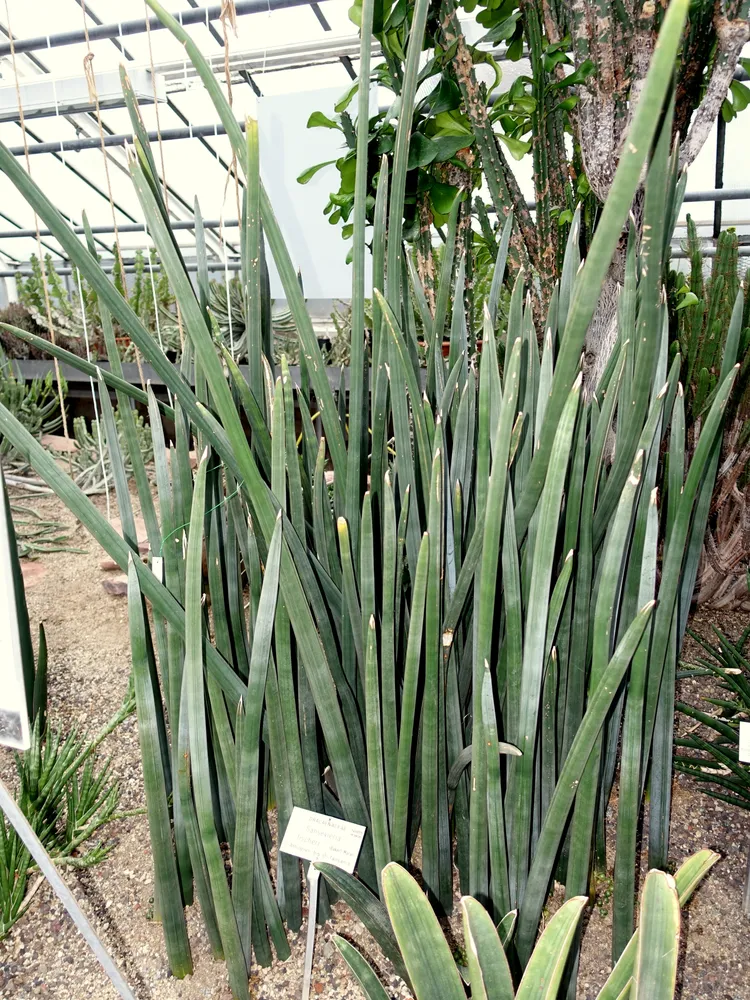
left=75, top=268, right=111, bottom=521
left=219, top=0, right=244, bottom=360
left=219, top=214, right=235, bottom=359
left=146, top=247, right=173, bottom=408
left=262, top=0, right=272, bottom=77
left=142, top=6, right=170, bottom=215
left=220, top=1, right=237, bottom=109
left=46, top=34, right=67, bottom=166
left=4, top=2, right=69, bottom=440
left=222, top=0, right=244, bottom=239
left=79, top=0, right=147, bottom=393
left=142, top=4, right=186, bottom=356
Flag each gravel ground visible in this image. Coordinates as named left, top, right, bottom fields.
left=0, top=490, right=748, bottom=999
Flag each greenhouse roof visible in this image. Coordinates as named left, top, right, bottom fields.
left=0, top=0, right=747, bottom=296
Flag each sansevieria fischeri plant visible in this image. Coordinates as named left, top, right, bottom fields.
left=332, top=849, right=719, bottom=1000
left=0, top=0, right=736, bottom=996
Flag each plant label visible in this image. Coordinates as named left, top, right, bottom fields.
left=279, top=806, right=366, bottom=874
left=0, top=479, right=30, bottom=751
left=740, top=721, right=750, bottom=764
left=151, top=556, right=163, bottom=583
left=280, top=808, right=365, bottom=1000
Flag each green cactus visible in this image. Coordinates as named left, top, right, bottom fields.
left=0, top=348, right=65, bottom=460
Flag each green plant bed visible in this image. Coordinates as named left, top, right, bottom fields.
left=0, top=469, right=138, bottom=941
left=0, top=0, right=733, bottom=997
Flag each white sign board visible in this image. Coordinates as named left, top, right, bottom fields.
left=739, top=721, right=750, bottom=764
left=257, top=86, right=375, bottom=300
left=280, top=807, right=367, bottom=1000
left=0, top=479, right=30, bottom=750
left=280, top=806, right=366, bottom=874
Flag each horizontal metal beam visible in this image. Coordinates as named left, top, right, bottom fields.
left=487, top=188, right=750, bottom=214
left=678, top=188, right=750, bottom=204
left=1, top=190, right=748, bottom=243
left=1, top=245, right=747, bottom=283
left=0, top=0, right=326, bottom=58
left=158, top=34, right=379, bottom=88
left=0, top=219, right=241, bottom=240
left=7, top=122, right=244, bottom=157
left=0, top=259, right=244, bottom=278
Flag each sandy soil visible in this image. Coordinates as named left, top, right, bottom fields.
left=0, top=490, right=747, bottom=1000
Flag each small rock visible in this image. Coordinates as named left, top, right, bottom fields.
left=41, top=433, right=78, bottom=453
left=21, top=561, right=48, bottom=587
left=101, top=554, right=147, bottom=570
left=102, top=574, right=128, bottom=597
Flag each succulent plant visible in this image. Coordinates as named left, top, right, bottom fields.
left=0, top=1, right=731, bottom=996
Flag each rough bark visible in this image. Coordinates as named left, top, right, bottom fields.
left=680, top=11, right=750, bottom=168
left=692, top=408, right=750, bottom=610
left=571, top=1, right=749, bottom=386
left=415, top=194, right=437, bottom=316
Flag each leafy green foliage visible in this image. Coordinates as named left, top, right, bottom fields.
left=307, top=0, right=590, bottom=250
left=675, top=626, right=750, bottom=810
left=1, top=687, right=136, bottom=940
left=0, top=4, right=729, bottom=998
left=0, top=348, right=65, bottom=460
left=0, top=476, right=136, bottom=940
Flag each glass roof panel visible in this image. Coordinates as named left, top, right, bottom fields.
left=0, top=0, right=746, bottom=296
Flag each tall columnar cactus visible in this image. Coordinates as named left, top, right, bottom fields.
left=676, top=218, right=750, bottom=609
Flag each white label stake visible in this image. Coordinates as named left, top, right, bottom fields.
left=280, top=807, right=366, bottom=1000
left=0, top=476, right=30, bottom=751
left=301, top=864, right=320, bottom=1000
left=739, top=721, right=750, bottom=764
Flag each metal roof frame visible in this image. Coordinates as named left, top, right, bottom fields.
left=0, top=0, right=743, bottom=282
left=0, top=0, right=330, bottom=57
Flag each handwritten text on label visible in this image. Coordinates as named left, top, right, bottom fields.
left=279, top=807, right=366, bottom=874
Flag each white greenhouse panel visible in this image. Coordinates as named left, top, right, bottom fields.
left=258, top=84, right=372, bottom=299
